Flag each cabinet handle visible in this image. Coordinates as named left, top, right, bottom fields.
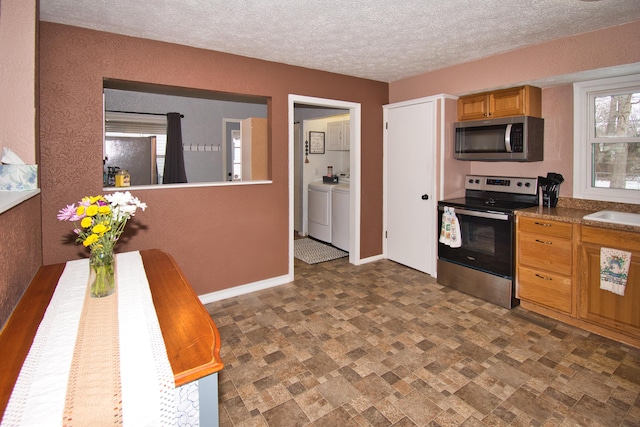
left=535, top=239, right=553, bottom=245
left=535, top=274, right=552, bottom=281
left=534, top=222, right=551, bottom=227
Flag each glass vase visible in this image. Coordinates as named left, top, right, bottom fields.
left=89, top=251, right=115, bottom=298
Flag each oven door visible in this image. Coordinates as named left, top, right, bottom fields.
left=437, top=205, right=514, bottom=278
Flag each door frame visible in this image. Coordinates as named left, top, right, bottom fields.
left=222, top=118, right=241, bottom=181
left=288, top=95, right=362, bottom=278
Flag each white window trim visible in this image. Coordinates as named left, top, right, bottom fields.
left=573, top=74, right=640, bottom=205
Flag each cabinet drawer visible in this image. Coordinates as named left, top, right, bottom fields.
left=518, top=216, right=573, bottom=239
left=518, top=232, right=572, bottom=275
left=518, top=265, right=572, bottom=313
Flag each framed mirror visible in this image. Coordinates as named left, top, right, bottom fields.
left=103, top=79, right=270, bottom=187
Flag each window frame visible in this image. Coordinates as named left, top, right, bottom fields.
left=573, top=74, right=640, bottom=205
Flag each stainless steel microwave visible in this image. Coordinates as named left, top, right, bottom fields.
left=454, top=116, right=544, bottom=161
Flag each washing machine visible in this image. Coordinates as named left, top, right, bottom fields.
left=331, top=182, right=350, bottom=252
left=308, top=180, right=336, bottom=243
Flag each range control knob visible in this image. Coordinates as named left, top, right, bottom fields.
left=517, top=182, right=523, bottom=187
left=524, top=182, right=531, bottom=187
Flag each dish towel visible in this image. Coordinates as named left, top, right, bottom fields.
left=600, top=247, right=632, bottom=296
left=439, top=207, right=462, bottom=248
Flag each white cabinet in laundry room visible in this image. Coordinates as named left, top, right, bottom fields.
left=327, top=120, right=350, bottom=151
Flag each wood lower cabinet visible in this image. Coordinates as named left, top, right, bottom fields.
left=516, top=215, right=640, bottom=348
left=517, top=216, right=575, bottom=314
left=579, top=226, right=640, bottom=338
left=457, top=85, right=542, bottom=121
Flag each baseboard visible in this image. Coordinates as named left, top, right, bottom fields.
left=198, top=273, right=293, bottom=305
left=358, top=253, right=384, bottom=265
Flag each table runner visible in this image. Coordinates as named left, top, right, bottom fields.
left=63, top=272, right=122, bottom=425
left=1, top=251, right=197, bottom=426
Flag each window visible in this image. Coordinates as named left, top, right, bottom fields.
left=574, top=75, right=640, bottom=204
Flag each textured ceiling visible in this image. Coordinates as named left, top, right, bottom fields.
left=39, top=0, right=640, bottom=83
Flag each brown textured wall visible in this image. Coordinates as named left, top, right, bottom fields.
left=39, top=22, right=388, bottom=295
left=0, top=196, right=43, bottom=327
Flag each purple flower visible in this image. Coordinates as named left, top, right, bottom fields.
left=57, top=204, right=81, bottom=221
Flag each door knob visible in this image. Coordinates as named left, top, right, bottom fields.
left=421, top=194, right=429, bottom=200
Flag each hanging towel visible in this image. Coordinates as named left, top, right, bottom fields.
left=600, top=247, right=632, bottom=296
left=439, top=207, right=462, bottom=248
left=439, top=207, right=451, bottom=245
left=449, top=207, right=462, bottom=248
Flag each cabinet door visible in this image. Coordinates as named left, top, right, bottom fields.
left=457, top=94, right=489, bottom=121
left=579, top=232, right=640, bottom=336
left=327, top=121, right=343, bottom=150
left=491, top=87, right=526, bottom=118
left=241, top=117, right=268, bottom=180
left=342, top=120, right=350, bottom=150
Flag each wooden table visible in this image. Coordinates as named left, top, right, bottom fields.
left=0, top=249, right=223, bottom=425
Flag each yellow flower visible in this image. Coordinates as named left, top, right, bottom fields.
left=76, top=205, right=86, bottom=216
left=86, top=204, right=99, bottom=217
left=92, top=223, right=108, bottom=234
left=81, top=217, right=93, bottom=228
left=83, top=234, right=99, bottom=246
left=89, top=196, right=102, bottom=204
left=98, top=205, right=111, bottom=214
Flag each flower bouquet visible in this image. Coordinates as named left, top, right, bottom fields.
left=58, top=191, right=147, bottom=297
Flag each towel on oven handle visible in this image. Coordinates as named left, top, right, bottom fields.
left=439, top=207, right=451, bottom=245
left=449, top=208, right=461, bottom=248
left=439, top=207, right=461, bottom=248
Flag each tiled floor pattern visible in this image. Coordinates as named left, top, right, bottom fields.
left=205, top=257, right=640, bottom=426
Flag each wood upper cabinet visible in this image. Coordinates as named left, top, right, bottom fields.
left=516, top=216, right=575, bottom=314
left=579, top=226, right=640, bottom=338
left=457, top=85, right=542, bottom=121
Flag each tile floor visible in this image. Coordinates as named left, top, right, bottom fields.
left=205, top=257, right=640, bottom=426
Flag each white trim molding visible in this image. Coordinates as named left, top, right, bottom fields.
left=573, top=74, right=640, bottom=204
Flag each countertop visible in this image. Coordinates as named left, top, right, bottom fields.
left=515, top=197, right=640, bottom=233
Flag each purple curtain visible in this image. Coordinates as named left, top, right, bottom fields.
left=163, top=112, right=187, bottom=184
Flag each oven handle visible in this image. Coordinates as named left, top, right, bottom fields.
left=438, top=206, right=510, bottom=221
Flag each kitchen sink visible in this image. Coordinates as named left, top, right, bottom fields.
left=583, top=210, right=640, bottom=227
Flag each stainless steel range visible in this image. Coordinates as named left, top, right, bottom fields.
left=437, top=175, right=539, bottom=309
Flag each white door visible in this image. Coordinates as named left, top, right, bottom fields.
left=385, top=100, right=436, bottom=275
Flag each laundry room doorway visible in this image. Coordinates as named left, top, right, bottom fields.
left=288, top=95, right=361, bottom=278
